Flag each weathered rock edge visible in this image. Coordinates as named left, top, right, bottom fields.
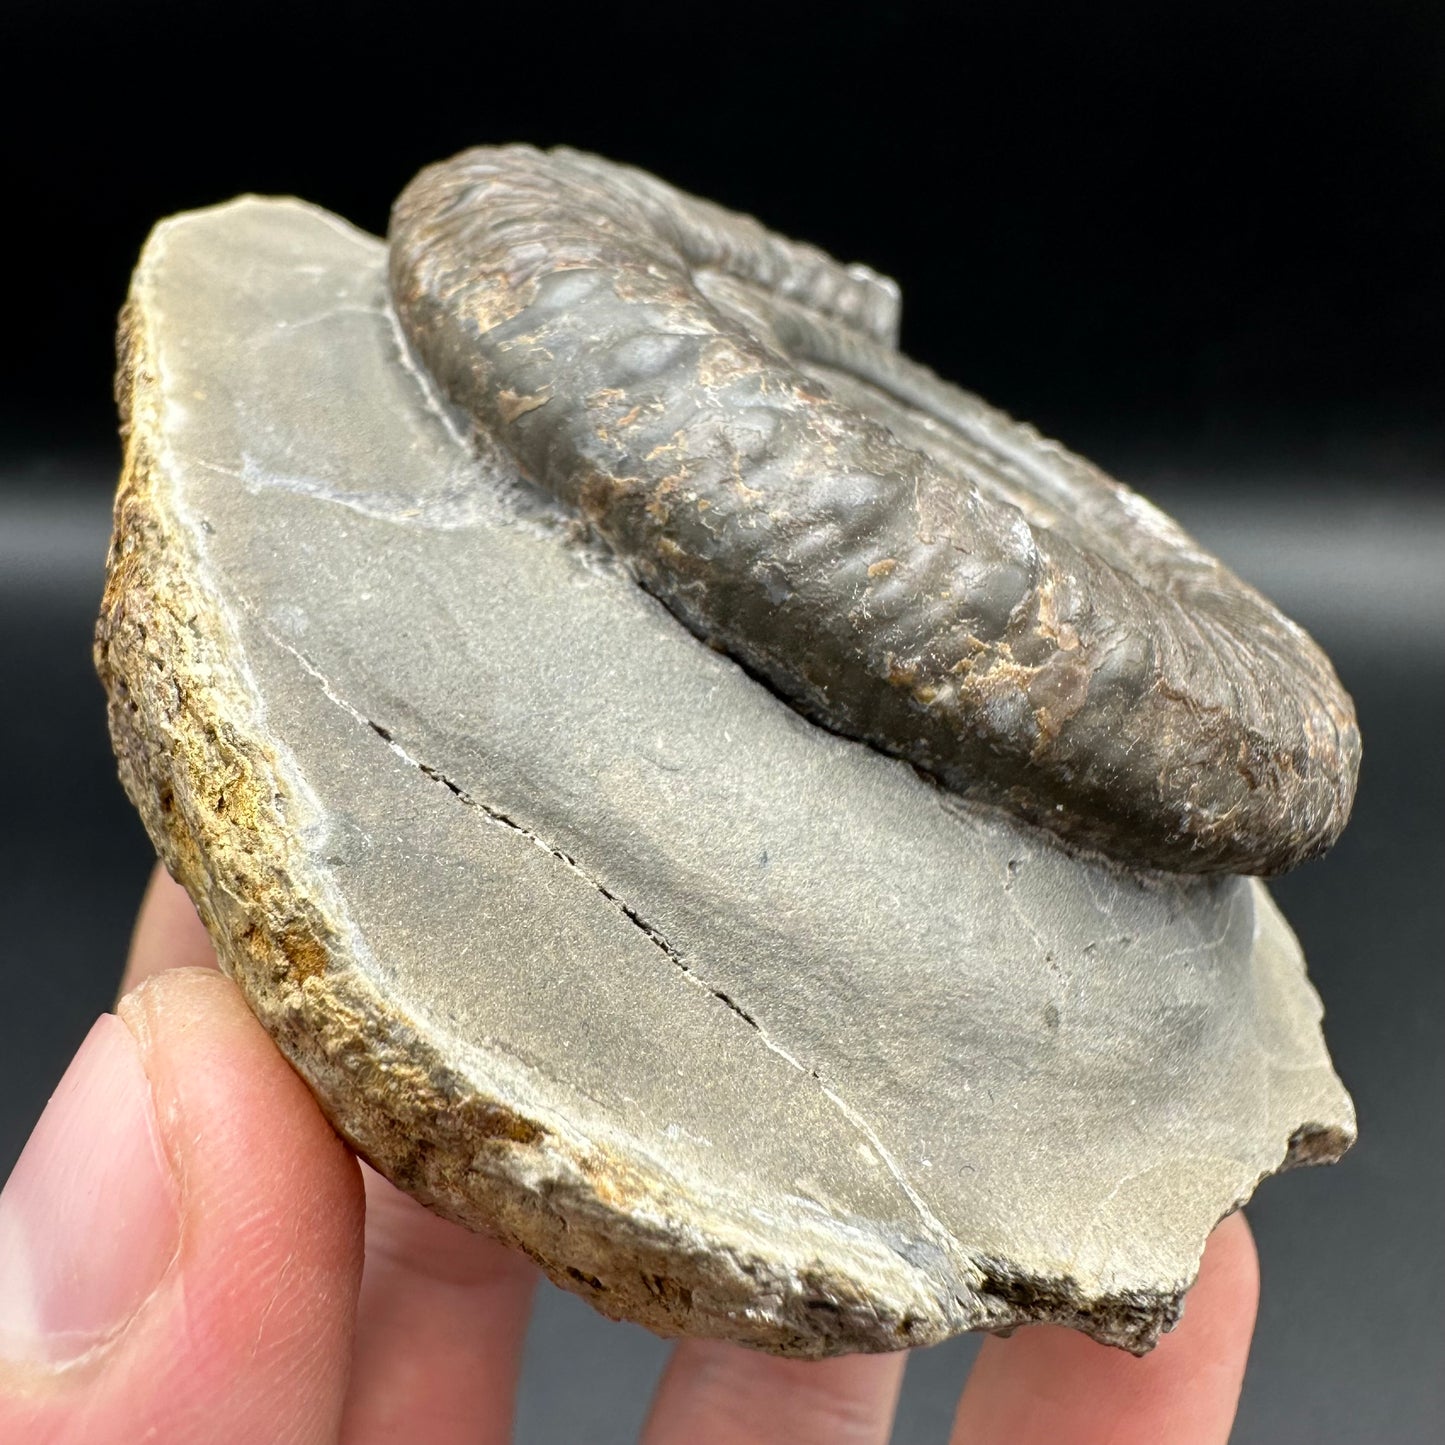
left=95, top=209, right=1353, bottom=1357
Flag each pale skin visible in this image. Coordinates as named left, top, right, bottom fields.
left=0, top=865, right=1259, bottom=1443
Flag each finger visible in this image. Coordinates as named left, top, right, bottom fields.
left=950, top=1211, right=1259, bottom=1445
left=0, top=968, right=364, bottom=1445
left=642, top=1339, right=906, bottom=1445
left=130, top=861, right=543, bottom=1439
left=124, top=865, right=542, bottom=1443
left=338, top=1167, right=538, bottom=1445
left=123, top=864, right=219, bottom=991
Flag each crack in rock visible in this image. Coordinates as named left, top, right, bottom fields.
left=255, top=622, right=965, bottom=1263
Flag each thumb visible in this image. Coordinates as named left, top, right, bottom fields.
left=0, top=968, right=363, bottom=1444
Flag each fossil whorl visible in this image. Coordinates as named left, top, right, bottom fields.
left=388, top=145, right=1359, bottom=876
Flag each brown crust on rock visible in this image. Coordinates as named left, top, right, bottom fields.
left=389, top=145, right=1360, bottom=876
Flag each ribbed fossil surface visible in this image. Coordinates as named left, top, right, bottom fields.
left=391, top=147, right=1359, bottom=878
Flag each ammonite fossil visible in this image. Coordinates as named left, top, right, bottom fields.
left=96, top=149, right=1358, bottom=1358
left=390, top=146, right=1359, bottom=877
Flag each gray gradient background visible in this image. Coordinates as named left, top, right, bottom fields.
left=3, top=0, right=1442, bottom=1438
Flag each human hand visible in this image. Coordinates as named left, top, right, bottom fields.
left=0, top=864, right=1258, bottom=1443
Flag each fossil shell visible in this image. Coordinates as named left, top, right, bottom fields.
left=390, top=146, right=1360, bottom=876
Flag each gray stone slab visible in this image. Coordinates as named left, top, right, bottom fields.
left=95, top=196, right=1354, bottom=1357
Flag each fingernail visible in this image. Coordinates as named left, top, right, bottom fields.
left=0, top=1013, right=180, bottom=1366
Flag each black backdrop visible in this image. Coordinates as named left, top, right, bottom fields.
left=4, top=0, right=1443, bottom=467
left=2, top=3, right=1441, bottom=1441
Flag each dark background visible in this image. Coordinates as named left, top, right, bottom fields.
left=2, top=2, right=1441, bottom=1440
